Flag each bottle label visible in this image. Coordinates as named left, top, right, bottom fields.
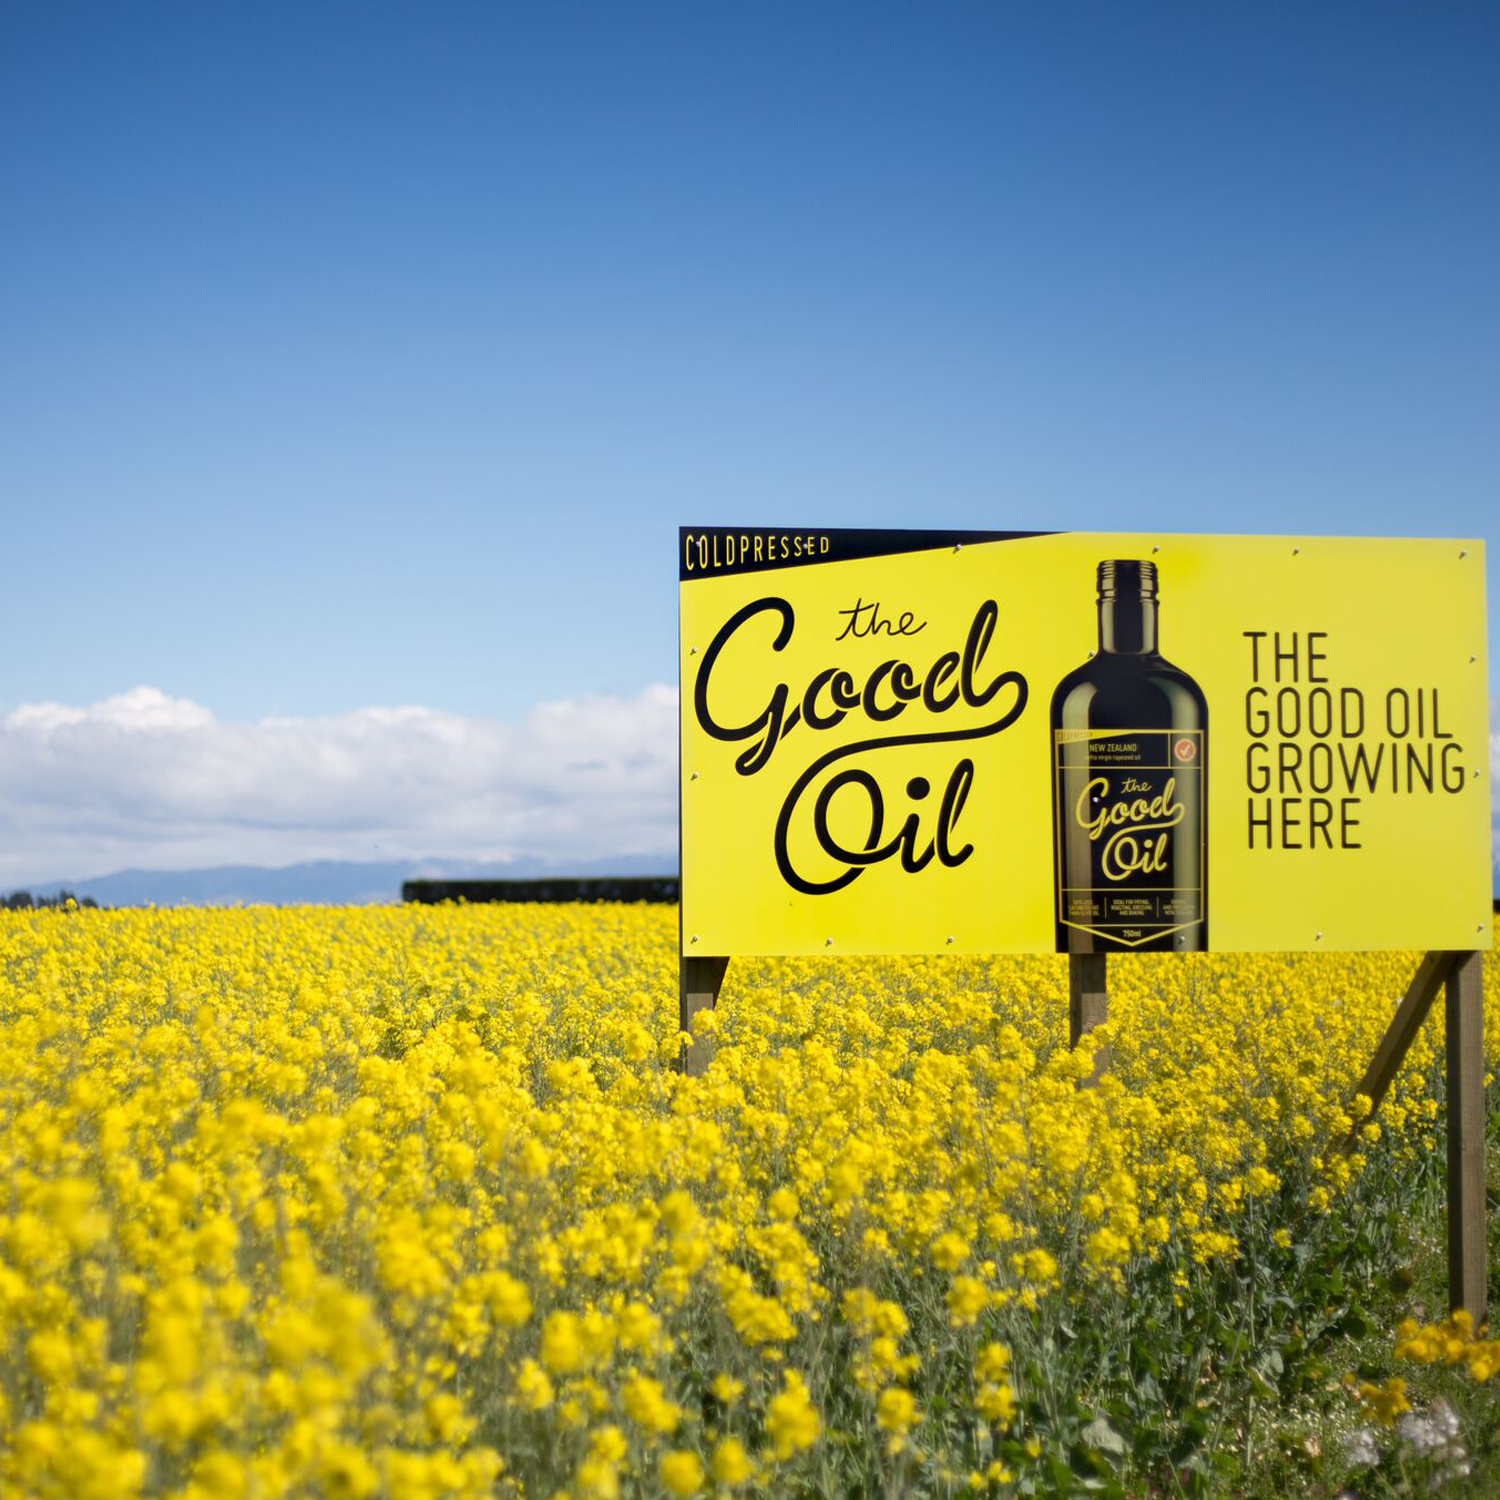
left=1054, top=728, right=1205, bottom=947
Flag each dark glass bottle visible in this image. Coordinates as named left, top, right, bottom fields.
left=1051, top=559, right=1207, bottom=952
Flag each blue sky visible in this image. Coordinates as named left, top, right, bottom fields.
left=0, top=2, right=1496, bottom=882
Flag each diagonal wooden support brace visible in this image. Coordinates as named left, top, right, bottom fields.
left=1339, top=951, right=1457, bottom=1153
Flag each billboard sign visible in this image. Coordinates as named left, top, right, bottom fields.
left=679, top=528, right=1490, bottom=954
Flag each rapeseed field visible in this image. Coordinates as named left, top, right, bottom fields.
left=0, top=904, right=1494, bottom=1499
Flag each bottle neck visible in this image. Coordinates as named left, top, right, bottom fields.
left=1098, top=597, right=1158, bottom=654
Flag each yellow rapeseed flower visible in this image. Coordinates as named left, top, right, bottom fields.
left=659, top=1449, right=706, bottom=1496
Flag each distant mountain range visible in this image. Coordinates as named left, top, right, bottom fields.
left=16, top=854, right=1498, bottom=909
left=23, top=856, right=676, bottom=908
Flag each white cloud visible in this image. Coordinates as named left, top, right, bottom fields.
left=0, top=685, right=678, bottom=885
left=4, top=686, right=1495, bottom=893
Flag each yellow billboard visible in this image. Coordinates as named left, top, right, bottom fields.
left=679, top=528, right=1491, bottom=955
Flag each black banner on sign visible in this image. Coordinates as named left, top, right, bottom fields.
left=679, top=526, right=1049, bottom=581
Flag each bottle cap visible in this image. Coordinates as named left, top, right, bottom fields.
left=1097, top=559, right=1157, bottom=600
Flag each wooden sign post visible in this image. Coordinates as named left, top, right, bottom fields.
left=679, top=953, right=727, bottom=1078
left=1446, top=951, right=1487, bottom=1322
left=1069, top=953, right=1109, bottom=1087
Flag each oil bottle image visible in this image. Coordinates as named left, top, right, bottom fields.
left=1051, top=559, right=1207, bottom=952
